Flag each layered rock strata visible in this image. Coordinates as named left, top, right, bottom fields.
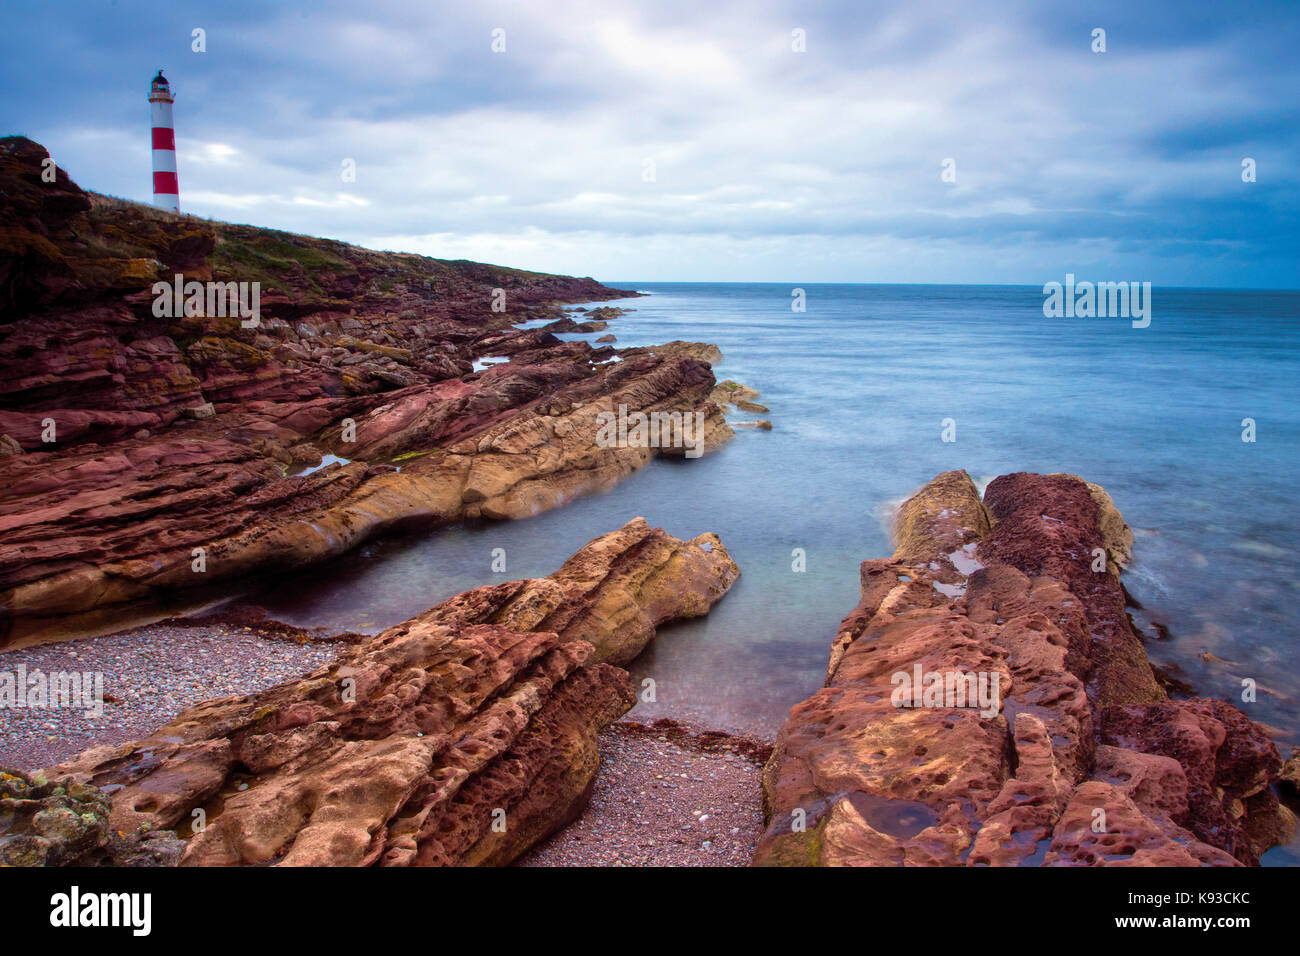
left=0, top=138, right=735, bottom=643
left=755, top=470, right=1289, bottom=867
left=31, top=520, right=737, bottom=866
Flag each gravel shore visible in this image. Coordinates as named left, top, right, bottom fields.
left=0, top=620, right=342, bottom=771
left=519, top=719, right=771, bottom=867
left=2, top=623, right=773, bottom=868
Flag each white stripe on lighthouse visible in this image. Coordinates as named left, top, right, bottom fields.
left=151, top=150, right=177, bottom=173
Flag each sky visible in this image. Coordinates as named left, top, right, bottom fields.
left=2, top=0, right=1297, bottom=287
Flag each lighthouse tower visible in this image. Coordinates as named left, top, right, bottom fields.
left=148, top=70, right=180, bottom=212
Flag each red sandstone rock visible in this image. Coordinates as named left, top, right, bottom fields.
left=0, top=351, right=731, bottom=644
left=425, top=516, right=740, bottom=665
left=755, top=470, right=1288, bottom=867
left=50, top=621, right=632, bottom=866
left=0, top=139, right=738, bottom=645
left=38, top=519, right=736, bottom=866
left=1101, top=698, right=1284, bottom=864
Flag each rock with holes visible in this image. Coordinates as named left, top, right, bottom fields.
left=39, top=520, right=736, bottom=866
left=755, top=469, right=1287, bottom=867
left=48, top=622, right=632, bottom=866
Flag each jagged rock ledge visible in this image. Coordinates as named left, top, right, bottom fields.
left=0, top=138, right=736, bottom=645
left=755, top=470, right=1292, bottom=867
left=2, top=518, right=738, bottom=867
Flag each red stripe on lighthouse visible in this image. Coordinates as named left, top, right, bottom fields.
left=151, top=127, right=176, bottom=150
left=153, top=171, right=180, bottom=193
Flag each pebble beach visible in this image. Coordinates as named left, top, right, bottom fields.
left=0, top=622, right=341, bottom=772
left=1, top=620, right=770, bottom=867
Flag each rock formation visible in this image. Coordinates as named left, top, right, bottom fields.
left=620, top=341, right=724, bottom=364
left=425, top=517, right=740, bottom=666
left=755, top=470, right=1291, bottom=867
left=0, top=138, right=735, bottom=644
left=709, top=379, right=768, bottom=413
left=0, top=767, right=185, bottom=866
left=31, top=520, right=738, bottom=866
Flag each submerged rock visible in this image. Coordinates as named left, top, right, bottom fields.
left=1282, top=750, right=1300, bottom=796
left=708, top=379, right=760, bottom=406
left=755, top=470, right=1288, bottom=867
left=709, top=379, right=769, bottom=415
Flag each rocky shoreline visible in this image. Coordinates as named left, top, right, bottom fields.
left=6, top=470, right=1296, bottom=867
left=1, top=611, right=773, bottom=867
left=3, top=136, right=1295, bottom=868
left=756, top=470, right=1295, bottom=866
left=1, top=519, right=742, bottom=866
left=0, top=137, right=745, bottom=646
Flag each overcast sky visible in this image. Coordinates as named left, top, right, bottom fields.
left=4, top=0, right=1297, bottom=286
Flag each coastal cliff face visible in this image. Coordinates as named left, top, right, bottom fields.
left=0, top=138, right=733, bottom=643
left=9, top=520, right=737, bottom=867
left=755, top=470, right=1291, bottom=867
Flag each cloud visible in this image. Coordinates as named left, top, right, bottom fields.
left=4, top=0, right=1297, bottom=285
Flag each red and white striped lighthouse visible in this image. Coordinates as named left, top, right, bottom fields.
left=148, top=70, right=180, bottom=212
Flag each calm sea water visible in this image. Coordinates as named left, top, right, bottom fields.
left=253, top=284, right=1300, bottom=761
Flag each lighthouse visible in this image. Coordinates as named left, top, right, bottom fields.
left=148, top=70, right=180, bottom=212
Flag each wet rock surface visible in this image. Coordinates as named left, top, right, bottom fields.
left=755, top=470, right=1289, bottom=867
left=0, top=138, right=743, bottom=645
left=33, top=522, right=737, bottom=867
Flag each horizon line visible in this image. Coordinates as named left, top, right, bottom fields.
left=599, top=280, right=1300, bottom=293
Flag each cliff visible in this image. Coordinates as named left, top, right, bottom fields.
left=0, top=137, right=733, bottom=643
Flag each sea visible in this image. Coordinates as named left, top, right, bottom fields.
left=251, top=282, right=1300, bottom=858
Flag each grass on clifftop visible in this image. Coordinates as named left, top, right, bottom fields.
left=209, top=227, right=358, bottom=296
left=85, top=192, right=579, bottom=300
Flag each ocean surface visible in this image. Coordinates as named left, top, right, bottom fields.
left=253, top=283, right=1300, bottom=765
